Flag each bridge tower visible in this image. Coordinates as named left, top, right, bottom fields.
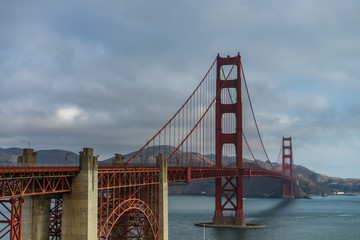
left=282, top=137, right=294, bottom=198
left=213, top=53, right=246, bottom=226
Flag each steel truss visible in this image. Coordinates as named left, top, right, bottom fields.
left=49, top=197, right=62, bottom=239
left=0, top=166, right=78, bottom=199
left=98, top=168, right=160, bottom=239
left=0, top=198, right=23, bottom=240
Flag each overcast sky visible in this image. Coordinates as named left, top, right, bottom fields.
left=1, top=0, right=359, bottom=178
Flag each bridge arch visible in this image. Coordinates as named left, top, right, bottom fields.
left=98, top=198, right=159, bottom=239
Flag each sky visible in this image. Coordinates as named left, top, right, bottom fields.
left=1, top=0, right=359, bottom=178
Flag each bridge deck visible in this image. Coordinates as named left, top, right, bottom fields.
left=0, top=166, right=291, bottom=199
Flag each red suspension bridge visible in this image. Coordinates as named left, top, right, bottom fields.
left=0, top=53, right=294, bottom=240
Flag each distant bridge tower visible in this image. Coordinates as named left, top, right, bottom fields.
left=213, top=53, right=246, bottom=226
left=282, top=137, right=294, bottom=198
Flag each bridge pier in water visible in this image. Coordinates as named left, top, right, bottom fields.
left=282, top=137, right=294, bottom=199
left=213, top=53, right=247, bottom=227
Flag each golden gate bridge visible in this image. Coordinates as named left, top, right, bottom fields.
left=0, top=53, right=294, bottom=239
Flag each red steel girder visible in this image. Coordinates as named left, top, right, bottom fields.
left=98, top=167, right=160, bottom=239
left=0, top=176, right=73, bottom=199
left=49, top=198, right=62, bottom=240
left=98, top=167, right=160, bottom=190
left=0, top=198, right=23, bottom=240
left=98, top=198, right=159, bottom=240
left=0, top=166, right=79, bottom=178
left=242, top=168, right=292, bottom=181
left=0, top=166, right=78, bottom=199
left=98, top=166, right=292, bottom=184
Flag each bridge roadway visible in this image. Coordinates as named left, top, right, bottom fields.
left=0, top=165, right=291, bottom=199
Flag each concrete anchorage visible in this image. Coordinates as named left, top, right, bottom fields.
left=62, top=148, right=98, bottom=240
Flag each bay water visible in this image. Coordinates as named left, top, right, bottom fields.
left=169, top=195, right=360, bottom=240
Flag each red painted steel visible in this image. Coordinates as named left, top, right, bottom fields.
left=282, top=137, right=294, bottom=198
left=0, top=166, right=79, bottom=176
left=0, top=198, right=23, bottom=240
left=96, top=165, right=293, bottom=239
left=49, top=198, right=62, bottom=239
left=214, top=53, right=246, bottom=225
left=0, top=54, right=296, bottom=239
left=0, top=164, right=292, bottom=239
left=98, top=167, right=160, bottom=239
left=0, top=166, right=78, bottom=200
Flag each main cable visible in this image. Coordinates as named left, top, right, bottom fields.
left=241, top=64, right=275, bottom=170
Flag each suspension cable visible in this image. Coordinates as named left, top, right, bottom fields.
left=242, top=132, right=262, bottom=169
left=167, top=58, right=239, bottom=161
left=126, top=58, right=217, bottom=163
left=241, top=64, right=275, bottom=170
left=277, top=143, right=282, bottom=164
left=221, top=67, right=262, bottom=169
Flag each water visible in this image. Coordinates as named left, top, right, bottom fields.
left=169, top=195, right=360, bottom=240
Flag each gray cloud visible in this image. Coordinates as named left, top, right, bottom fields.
left=1, top=0, right=360, bottom=178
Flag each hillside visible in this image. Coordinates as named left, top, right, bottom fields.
left=168, top=164, right=360, bottom=198
left=0, top=147, right=79, bottom=166
left=1, top=146, right=359, bottom=197
left=101, top=145, right=360, bottom=197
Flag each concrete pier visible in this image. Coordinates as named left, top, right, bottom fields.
left=17, top=148, right=37, bottom=166
left=62, top=148, right=98, bottom=240
left=113, top=153, right=124, bottom=166
left=157, top=154, right=168, bottom=240
left=21, top=196, right=51, bottom=240
left=18, top=149, right=51, bottom=240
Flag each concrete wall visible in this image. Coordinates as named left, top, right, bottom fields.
left=17, top=148, right=37, bottom=166
left=157, top=154, right=168, bottom=240
left=62, top=148, right=98, bottom=240
left=18, top=148, right=51, bottom=240
left=21, top=196, right=51, bottom=240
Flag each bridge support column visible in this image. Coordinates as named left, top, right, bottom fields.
left=213, top=176, right=246, bottom=227
left=17, top=148, right=51, bottom=240
left=213, top=53, right=246, bottom=227
left=17, top=148, right=37, bottom=166
left=21, top=196, right=51, bottom=240
left=282, top=137, right=294, bottom=198
left=62, top=148, right=98, bottom=240
left=157, top=154, right=168, bottom=240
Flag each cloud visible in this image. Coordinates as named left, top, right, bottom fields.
left=56, top=106, right=85, bottom=123
left=0, top=0, right=360, bottom=177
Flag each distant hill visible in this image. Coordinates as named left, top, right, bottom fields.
left=100, top=145, right=215, bottom=166
left=0, top=147, right=79, bottom=166
left=168, top=163, right=360, bottom=198
left=1, top=145, right=359, bottom=197
left=100, top=145, right=360, bottom=198
left=0, top=148, right=18, bottom=165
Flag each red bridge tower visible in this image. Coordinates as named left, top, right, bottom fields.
left=213, top=53, right=246, bottom=226
left=282, top=137, right=294, bottom=198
